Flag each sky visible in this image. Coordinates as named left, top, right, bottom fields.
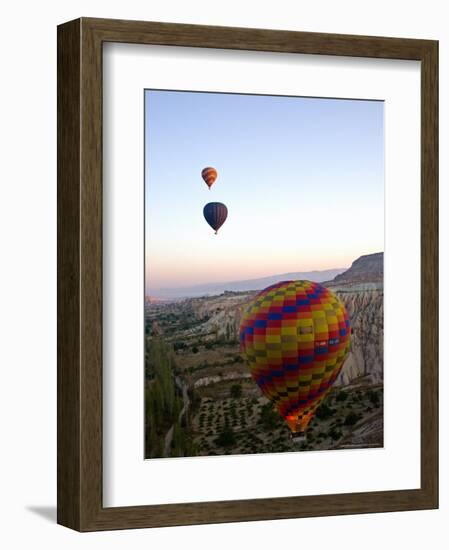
left=145, top=90, right=384, bottom=295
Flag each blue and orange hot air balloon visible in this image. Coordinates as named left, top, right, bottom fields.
left=203, top=202, right=228, bottom=234
left=240, top=280, right=351, bottom=438
left=201, top=167, right=218, bottom=190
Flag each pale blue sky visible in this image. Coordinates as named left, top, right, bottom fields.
left=145, top=90, right=384, bottom=294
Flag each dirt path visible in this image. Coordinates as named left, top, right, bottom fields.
left=163, top=377, right=190, bottom=457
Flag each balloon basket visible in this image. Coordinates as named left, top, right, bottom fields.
left=290, top=431, right=307, bottom=444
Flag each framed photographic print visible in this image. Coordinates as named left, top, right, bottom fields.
left=57, top=17, right=438, bottom=531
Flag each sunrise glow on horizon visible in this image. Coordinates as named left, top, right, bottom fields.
left=145, top=90, right=384, bottom=295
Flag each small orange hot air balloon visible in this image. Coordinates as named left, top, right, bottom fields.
left=201, top=167, right=218, bottom=190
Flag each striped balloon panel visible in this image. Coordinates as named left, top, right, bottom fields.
left=201, top=167, right=217, bottom=188
left=239, top=280, right=351, bottom=433
left=203, top=202, right=228, bottom=233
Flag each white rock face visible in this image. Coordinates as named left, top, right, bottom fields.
left=187, top=287, right=383, bottom=387
left=336, top=289, right=384, bottom=385
left=191, top=292, right=251, bottom=342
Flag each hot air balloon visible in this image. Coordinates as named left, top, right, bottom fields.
left=201, top=167, right=218, bottom=190
left=240, top=280, right=351, bottom=439
left=203, top=202, right=228, bottom=234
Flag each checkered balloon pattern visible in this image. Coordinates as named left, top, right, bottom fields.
left=239, top=281, right=351, bottom=434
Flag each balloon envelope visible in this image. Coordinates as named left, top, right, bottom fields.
left=203, top=202, right=228, bottom=234
left=240, top=280, right=351, bottom=434
left=201, top=167, right=218, bottom=189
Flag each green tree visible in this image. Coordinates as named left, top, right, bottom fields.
left=315, top=402, right=336, bottom=420
left=230, top=384, right=242, bottom=399
left=260, top=402, right=279, bottom=429
left=145, top=338, right=180, bottom=457
left=215, top=425, right=236, bottom=447
left=344, top=412, right=362, bottom=426
left=171, top=421, right=185, bottom=457
left=368, top=389, right=380, bottom=407
left=336, top=391, right=349, bottom=402
left=328, top=427, right=342, bottom=441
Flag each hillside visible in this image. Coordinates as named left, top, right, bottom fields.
left=331, top=252, right=383, bottom=285
left=326, top=252, right=384, bottom=384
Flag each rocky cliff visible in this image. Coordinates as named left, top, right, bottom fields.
left=190, top=292, right=251, bottom=342
left=335, top=289, right=383, bottom=385
left=332, top=252, right=383, bottom=285
left=328, top=252, right=384, bottom=384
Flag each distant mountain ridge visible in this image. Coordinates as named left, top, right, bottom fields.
left=153, top=267, right=347, bottom=299
left=149, top=252, right=384, bottom=300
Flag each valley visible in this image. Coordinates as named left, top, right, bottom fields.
left=144, top=252, right=384, bottom=458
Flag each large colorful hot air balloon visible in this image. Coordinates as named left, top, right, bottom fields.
left=203, top=202, right=228, bottom=234
left=240, top=280, right=351, bottom=438
left=201, top=167, right=218, bottom=190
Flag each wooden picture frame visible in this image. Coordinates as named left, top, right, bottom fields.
left=57, top=17, right=438, bottom=531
